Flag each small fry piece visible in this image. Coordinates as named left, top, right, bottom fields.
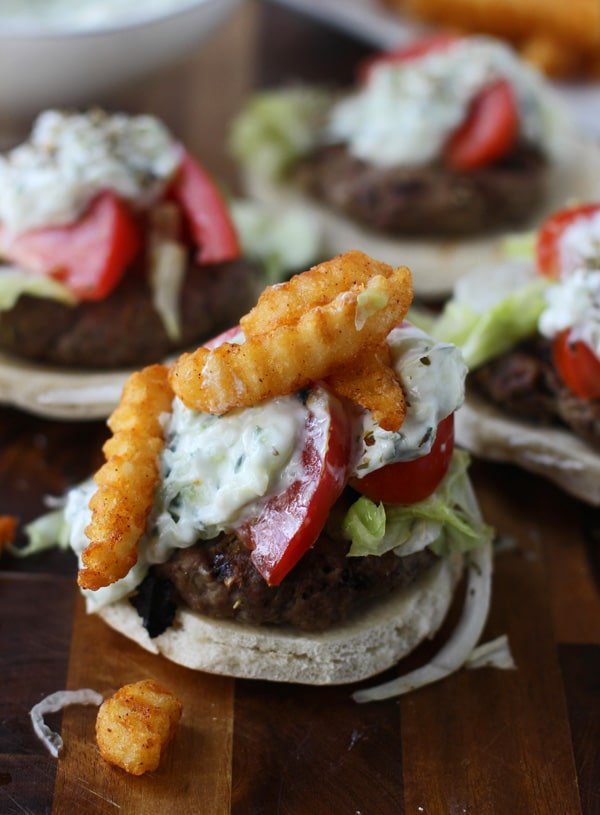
left=0, top=515, right=17, bottom=552
left=171, top=257, right=413, bottom=414
left=96, top=680, right=182, bottom=776
left=78, top=365, right=173, bottom=591
left=326, top=345, right=406, bottom=431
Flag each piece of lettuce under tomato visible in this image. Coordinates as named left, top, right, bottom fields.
left=343, top=451, right=493, bottom=559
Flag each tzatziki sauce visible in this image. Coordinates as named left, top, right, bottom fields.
left=557, top=210, right=600, bottom=277
left=0, top=110, right=181, bottom=234
left=539, top=268, right=600, bottom=357
left=327, top=37, right=560, bottom=168
left=352, top=325, right=466, bottom=477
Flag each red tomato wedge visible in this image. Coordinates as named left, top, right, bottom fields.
left=358, top=33, right=458, bottom=83
left=170, top=151, right=240, bottom=265
left=352, top=414, right=455, bottom=505
left=536, top=203, right=600, bottom=279
left=0, top=193, right=140, bottom=301
left=444, top=80, right=518, bottom=171
left=202, top=324, right=243, bottom=350
left=234, top=387, right=352, bottom=586
left=552, top=330, right=600, bottom=401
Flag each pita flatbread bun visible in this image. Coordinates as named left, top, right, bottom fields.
left=96, top=554, right=463, bottom=685
left=0, top=351, right=128, bottom=420
left=456, top=394, right=600, bottom=505
left=245, top=133, right=600, bottom=298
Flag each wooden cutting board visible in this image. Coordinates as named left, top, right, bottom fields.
left=2, top=418, right=599, bottom=814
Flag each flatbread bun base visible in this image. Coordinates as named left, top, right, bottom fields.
left=96, top=554, right=463, bottom=685
left=245, top=133, right=600, bottom=298
left=456, top=394, right=600, bottom=505
left=0, top=351, right=129, bottom=420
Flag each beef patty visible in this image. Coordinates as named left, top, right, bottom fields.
left=0, top=258, right=259, bottom=368
left=155, top=523, right=438, bottom=633
left=297, top=143, right=547, bottom=237
left=472, top=337, right=600, bottom=449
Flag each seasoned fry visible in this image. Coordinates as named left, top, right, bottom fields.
left=170, top=261, right=413, bottom=414
left=326, top=344, right=406, bottom=431
left=96, top=680, right=182, bottom=776
left=0, top=515, right=17, bottom=552
left=78, top=365, right=173, bottom=591
left=241, top=250, right=397, bottom=335
left=389, top=0, right=600, bottom=77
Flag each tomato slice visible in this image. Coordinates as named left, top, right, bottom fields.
left=203, top=324, right=243, bottom=350
left=536, top=203, right=600, bottom=279
left=358, top=33, right=458, bottom=83
left=234, top=387, right=352, bottom=586
left=444, top=80, right=519, bottom=171
left=552, top=330, right=600, bottom=401
left=0, top=192, right=140, bottom=301
left=170, top=150, right=240, bottom=265
left=352, top=414, right=455, bottom=505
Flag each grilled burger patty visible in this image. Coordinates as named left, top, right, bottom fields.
left=0, top=258, right=259, bottom=368
left=297, top=144, right=547, bottom=236
left=472, top=338, right=600, bottom=449
left=153, top=508, right=439, bottom=633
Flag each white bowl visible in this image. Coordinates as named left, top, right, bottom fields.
left=0, top=0, right=241, bottom=117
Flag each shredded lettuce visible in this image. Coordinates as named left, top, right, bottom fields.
left=343, top=451, right=493, bottom=559
left=9, top=508, right=70, bottom=558
left=0, top=267, right=76, bottom=312
left=432, top=279, right=548, bottom=370
left=231, top=199, right=322, bottom=284
left=230, top=88, right=331, bottom=181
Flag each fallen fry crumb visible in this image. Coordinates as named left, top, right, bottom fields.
left=0, top=515, right=18, bottom=552
left=96, top=680, right=182, bottom=776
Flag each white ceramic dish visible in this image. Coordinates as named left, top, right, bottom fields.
left=0, top=0, right=240, bottom=118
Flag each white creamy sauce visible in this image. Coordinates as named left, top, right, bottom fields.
left=1, top=0, right=195, bottom=30
left=151, top=394, right=308, bottom=556
left=327, top=37, right=559, bottom=168
left=0, top=110, right=181, bottom=234
left=453, top=260, right=537, bottom=313
left=353, top=326, right=466, bottom=477
left=558, top=211, right=600, bottom=277
left=539, top=269, right=600, bottom=356
left=64, top=479, right=148, bottom=610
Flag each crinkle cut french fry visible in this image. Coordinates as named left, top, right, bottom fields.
left=78, top=365, right=173, bottom=591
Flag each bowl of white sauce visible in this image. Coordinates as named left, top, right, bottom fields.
left=0, top=0, right=241, bottom=117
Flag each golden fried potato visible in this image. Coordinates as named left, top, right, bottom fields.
left=241, top=250, right=397, bottom=336
left=0, top=515, right=17, bottom=552
left=78, top=365, right=173, bottom=591
left=385, top=0, right=600, bottom=77
left=519, top=33, right=584, bottom=77
left=96, top=680, right=182, bottom=776
left=326, top=344, right=406, bottom=431
left=170, top=260, right=413, bottom=414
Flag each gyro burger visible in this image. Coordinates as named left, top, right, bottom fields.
left=0, top=109, right=255, bottom=369
left=231, top=35, right=591, bottom=296
left=433, top=203, right=600, bottom=505
left=28, top=252, right=493, bottom=698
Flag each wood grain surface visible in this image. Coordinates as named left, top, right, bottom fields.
left=0, top=3, right=599, bottom=814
